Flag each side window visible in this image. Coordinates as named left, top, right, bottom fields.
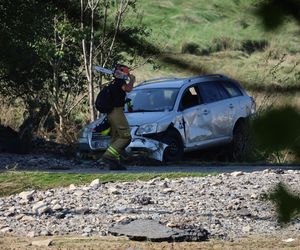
left=216, top=82, right=230, bottom=99
left=199, top=82, right=224, bottom=103
left=222, top=81, right=243, bottom=97
left=180, top=86, right=200, bottom=110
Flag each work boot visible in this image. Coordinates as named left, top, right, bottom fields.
left=102, top=156, right=127, bottom=171
left=119, top=150, right=130, bottom=161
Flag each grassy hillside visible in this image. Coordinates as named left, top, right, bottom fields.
left=135, top=0, right=300, bottom=53
left=126, top=0, right=300, bottom=93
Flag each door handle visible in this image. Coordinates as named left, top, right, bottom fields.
left=203, top=109, right=209, bottom=115
left=229, top=104, right=234, bottom=109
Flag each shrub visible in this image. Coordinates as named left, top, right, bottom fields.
left=181, top=42, right=200, bottom=55
left=241, top=39, right=269, bottom=54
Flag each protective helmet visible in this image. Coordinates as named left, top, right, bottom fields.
left=114, top=64, right=130, bottom=79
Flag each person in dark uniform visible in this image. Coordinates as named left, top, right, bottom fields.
left=101, top=64, right=135, bottom=170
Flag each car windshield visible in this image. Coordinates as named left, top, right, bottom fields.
left=125, top=88, right=179, bottom=112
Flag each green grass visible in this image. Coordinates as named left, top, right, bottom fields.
left=0, top=171, right=213, bottom=197
left=125, top=0, right=300, bottom=91
left=130, top=0, right=300, bottom=54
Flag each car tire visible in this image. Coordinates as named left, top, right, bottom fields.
left=161, top=129, right=184, bottom=162
left=231, top=120, right=249, bottom=161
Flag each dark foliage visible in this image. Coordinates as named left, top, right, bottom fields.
left=256, top=0, right=300, bottom=30
left=268, top=182, right=300, bottom=224
left=252, top=106, right=300, bottom=157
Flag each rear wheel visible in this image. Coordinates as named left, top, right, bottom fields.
left=231, top=120, right=249, bottom=161
left=161, top=129, right=184, bottom=162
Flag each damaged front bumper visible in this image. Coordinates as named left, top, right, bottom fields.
left=125, top=136, right=168, bottom=162
left=79, top=132, right=168, bottom=162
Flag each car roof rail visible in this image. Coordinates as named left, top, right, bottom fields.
left=136, top=76, right=183, bottom=86
left=187, top=74, right=229, bottom=81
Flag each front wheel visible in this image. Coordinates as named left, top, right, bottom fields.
left=161, top=129, right=184, bottom=162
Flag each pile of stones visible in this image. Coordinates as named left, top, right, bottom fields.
left=0, top=169, right=299, bottom=241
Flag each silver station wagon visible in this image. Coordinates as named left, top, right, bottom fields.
left=78, top=74, right=256, bottom=162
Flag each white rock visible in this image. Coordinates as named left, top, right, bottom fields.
left=27, top=231, right=36, bottom=238
left=19, top=190, right=35, bottom=200
left=242, top=225, right=253, bottom=233
left=31, top=240, right=52, bottom=247
left=282, top=238, right=295, bottom=243
left=286, top=170, right=295, bottom=174
left=0, top=227, right=12, bottom=233
left=262, top=169, right=272, bottom=174
left=163, top=188, right=174, bottom=193
left=40, top=230, right=51, bottom=236
left=52, top=204, right=62, bottom=211
left=74, top=190, right=85, bottom=197
left=51, top=199, right=59, bottom=205
left=108, top=187, right=121, bottom=195
left=250, top=193, right=259, bottom=199
left=20, top=215, right=35, bottom=222
left=32, top=201, right=50, bottom=215
left=19, top=199, right=29, bottom=205
left=90, top=179, right=100, bottom=188
left=231, top=171, right=244, bottom=177
left=69, top=184, right=76, bottom=190
left=148, top=177, right=161, bottom=185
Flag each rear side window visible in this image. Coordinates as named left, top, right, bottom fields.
left=222, top=81, right=243, bottom=97
left=199, top=82, right=229, bottom=103
left=180, top=85, right=201, bottom=110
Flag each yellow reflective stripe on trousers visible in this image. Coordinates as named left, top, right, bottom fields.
left=109, top=146, right=119, bottom=156
left=107, top=146, right=120, bottom=160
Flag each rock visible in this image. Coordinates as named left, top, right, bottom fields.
left=52, top=204, right=62, bottom=211
left=19, top=190, right=35, bottom=200
left=0, top=227, right=12, bottom=233
left=162, top=188, right=174, bottom=194
left=116, top=207, right=136, bottom=214
left=0, top=168, right=299, bottom=240
left=27, top=231, right=36, bottom=237
left=242, top=225, right=253, bottom=233
left=83, top=227, right=92, bottom=233
left=236, top=208, right=252, bottom=217
left=90, top=179, right=100, bottom=188
left=109, top=187, right=121, bottom=195
left=230, top=171, right=244, bottom=177
left=40, top=230, right=52, bottom=236
left=74, top=190, right=85, bottom=197
left=262, top=169, right=272, bottom=174
left=20, top=215, right=35, bottom=222
left=15, top=214, right=24, bottom=220
left=108, top=219, right=209, bottom=242
left=75, top=207, right=90, bottom=215
left=130, top=195, right=153, bottom=205
left=282, top=238, right=295, bottom=243
left=148, top=177, right=161, bottom=185
left=69, top=184, right=76, bottom=190
left=31, top=240, right=52, bottom=247
left=166, top=222, right=179, bottom=228
left=32, top=201, right=51, bottom=215
left=19, top=199, right=29, bottom=205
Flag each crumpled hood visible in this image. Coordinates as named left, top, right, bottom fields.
left=125, top=112, right=170, bottom=126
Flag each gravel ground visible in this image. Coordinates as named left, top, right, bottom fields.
left=1, top=152, right=300, bottom=174
left=0, top=168, right=299, bottom=241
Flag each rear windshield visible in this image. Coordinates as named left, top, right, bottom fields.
left=125, top=88, right=179, bottom=112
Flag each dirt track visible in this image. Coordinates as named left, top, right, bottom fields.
left=1, top=235, right=300, bottom=250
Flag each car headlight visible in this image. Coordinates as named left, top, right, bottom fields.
left=136, top=123, right=157, bottom=135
